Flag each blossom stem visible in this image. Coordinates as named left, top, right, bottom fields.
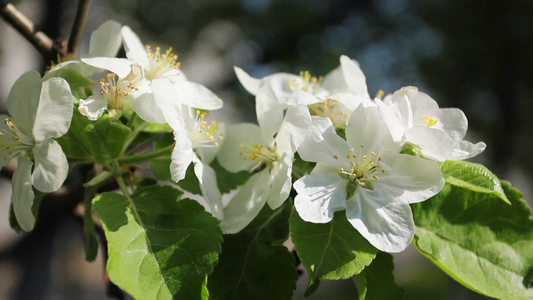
left=112, top=160, right=133, bottom=198
left=117, top=143, right=174, bottom=166
left=115, top=172, right=132, bottom=199
left=121, top=115, right=148, bottom=156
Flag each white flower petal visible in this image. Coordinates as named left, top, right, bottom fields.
left=405, top=127, right=455, bottom=161
left=12, top=156, right=35, bottom=232
left=319, top=64, right=344, bottom=96
left=450, top=140, right=487, bottom=160
left=170, top=132, right=193, bottom=182
left=172, top=80, right=223, bottom=110
left=129, top=82, right=166, bottom=123
left=346, top=105, right=400, bottom=154
left=265, top=73, right=301, bottom=103
left=195, top=143, right=219, bottom=164
left=89, top=20, right=122, bottom=57
left=329, top=92, right=363, bottom=112
left=32, top=140, right=68, bottom=193
left=339, top=55, right=370, bottom=99
left=7, top=71, right=41, bottom=137
left=221, top=169, right=271, bottom=234
left=193, top=156, right=223, bottom=220
left=121, top=26, right=149, bottom=68
left=293, top=173, right=347, bottom=224
left=81, top=57, right=134, bottom=78
left=152, top=78, right=184, bottom=130
left=346, top=191, right=414, bottom=253
left=78, top=96, right=108, bottom=121
left=33, top=77, right=73, bottom=141
left=429, top=108, right=468, bottom=141
left=276, top=104, right=311, bottom=154
left=403, top=87, right=439, bottom=120
left=377, top=153, right=444, bottom=204
left=43, top=60, right=97, bottom=80
left=297, top=116, right=350, bottom=168
left=256, top=82, right=285, bottom=140
left=266, top=154, right=292, bottom=209
left=217, top=123, right=263, bottom=173
left=375, top=98, right=406, bottom=142
left=234, top=66, right=261, bottom=95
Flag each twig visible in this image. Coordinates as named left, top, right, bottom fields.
left=67, top=0, right=91, bottom=58
left=0, top=2, right=54, bottom=59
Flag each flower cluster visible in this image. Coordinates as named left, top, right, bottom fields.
left=232, top=55, right=484, bottom=252
left=4, top=21, right=485, bottom=255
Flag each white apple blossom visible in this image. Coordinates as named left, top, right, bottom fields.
left=217, top=103, right=311, bottom=234
left=376, top=86, right=486, bottom=161
left=154, top=79, right=224, bottom=219
left=293, top=105, right=444, bottom=252
left=77, top=68, right=153, bottom=121
left=1, top=71, right=73, bottom=231
left=235, top=55, right=371, bottom=128
left=81, top=26, right=222, bottom=123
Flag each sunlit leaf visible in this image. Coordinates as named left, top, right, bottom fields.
left=441, top=160, right=509, bottom=204
left=412, top=182, right=533, bottom=300
left=93, top=185, right=222, bottom=300
left=290, top=210, right=378, bottom=296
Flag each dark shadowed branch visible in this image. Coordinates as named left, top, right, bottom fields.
left=67, top=0, right=91, bottom=58
left=0, top=2, right=54, bottom=58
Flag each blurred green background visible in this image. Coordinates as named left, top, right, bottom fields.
left=0, top=0, right=531, bottom=299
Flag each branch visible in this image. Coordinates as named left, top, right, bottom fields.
left=67, top=0, right=91, bottom=58
left=0, top=2, right=54, bottom=58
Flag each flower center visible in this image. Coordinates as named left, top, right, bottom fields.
left=99, top=73, right=139, bottom=111
left=188, top=110, right=223, bottom=149
left=288, top=70, right=323, bottom=94
left=336, top=145, right=387, bottom=191
left=0, top=118, right=32, bottom=161
left=239, top=142, right=279, bottom=172
left=308, top=98, right=348, bottom=129
left=145, top=46, right=181, bottom=81
left=421, top=116, right=437, bottom=127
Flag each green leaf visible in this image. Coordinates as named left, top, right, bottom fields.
left=211, top=158, right=251, bottom=194
left=441, top=160, right=510, bottom=204
left=412, top=182, right=533, bottom=300
left=57, top=110, right=131, bottom=164
left=150, top=135, right=174, bottom=182
left=292, top=152, right=315, bottom=181
left=93, top=185, right=222, bottom=300
left=353, top=252, right=405, bottom=300
left=89, top=115, right=131, bottom=163
left=143, top=122, right=173, bottom=133
left=57, top=108, right=93, bottom=159
left=290, top=210, right=378, bottom=296
left=150, top=158, right=172, bottom=181
left=176, top=164, right=202, bottom=195
left=208, top=202, right=297, bottom=300
left=52, top=67, right=94, bottom=89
